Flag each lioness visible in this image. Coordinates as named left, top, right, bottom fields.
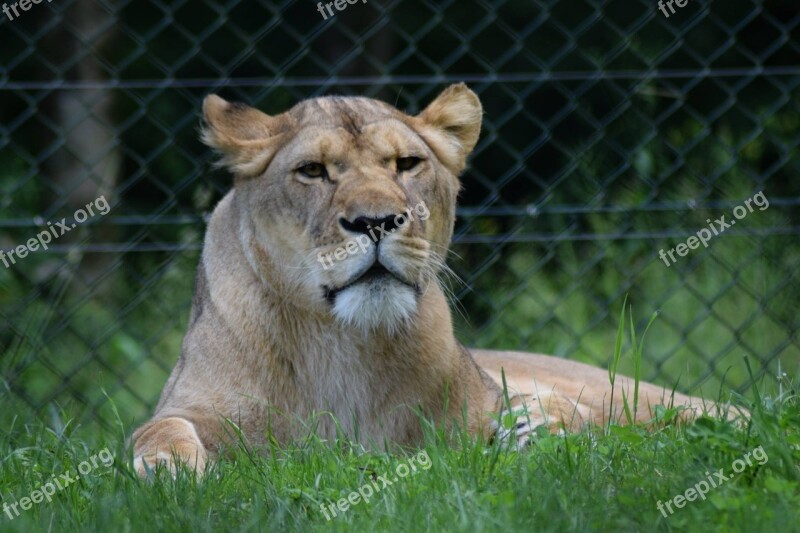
left=132, top=84, right=718, bottom=476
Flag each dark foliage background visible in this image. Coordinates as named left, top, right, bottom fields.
left=0, top=0, right=798, bottom=432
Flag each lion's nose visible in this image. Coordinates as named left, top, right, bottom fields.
left=339, top=214, right=403, bottom=240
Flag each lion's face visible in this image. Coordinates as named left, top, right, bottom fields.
left=201, top=84, right=482, bottom=332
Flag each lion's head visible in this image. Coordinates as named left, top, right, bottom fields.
left=200, top=84, right=482, bottom=332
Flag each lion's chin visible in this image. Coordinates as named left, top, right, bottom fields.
left=331, top=280, right=418, bottom=334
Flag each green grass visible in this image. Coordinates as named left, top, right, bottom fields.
left=1, top=372, right=798, bottom=533
left=2, top=304, right=799, bottom=532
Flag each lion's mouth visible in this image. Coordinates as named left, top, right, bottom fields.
left=323, top=262, right=418, bottom=304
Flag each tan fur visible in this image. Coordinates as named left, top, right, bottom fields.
left=132, top=84, right=727, bottom=476
left=475, top=351, right=721, bottom=429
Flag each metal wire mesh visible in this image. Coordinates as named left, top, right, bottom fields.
left=1, top=0, right=798, bottom=431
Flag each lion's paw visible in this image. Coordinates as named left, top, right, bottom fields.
left=134, top=448, right=208, bottom=479
left=491, top=404, right=551, bottom=448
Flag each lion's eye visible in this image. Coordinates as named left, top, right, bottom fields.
left=396, top=157, right=422, bottom=172
left=297, top=163, right=327, bottom=179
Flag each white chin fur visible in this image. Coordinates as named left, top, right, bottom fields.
left=332, top=280, right=417, bottom=333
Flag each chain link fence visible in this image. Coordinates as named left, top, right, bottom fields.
left=1, top=0, right=798, bottom=432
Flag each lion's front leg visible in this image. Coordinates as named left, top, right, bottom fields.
left=132, top=416, right=210, bottom=477
left=493, top=391, right=592, bottom=447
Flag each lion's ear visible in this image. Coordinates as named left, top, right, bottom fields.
left=201, top=95, right=288, bottom=177
left=414, top=83, right=483, bottom=174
